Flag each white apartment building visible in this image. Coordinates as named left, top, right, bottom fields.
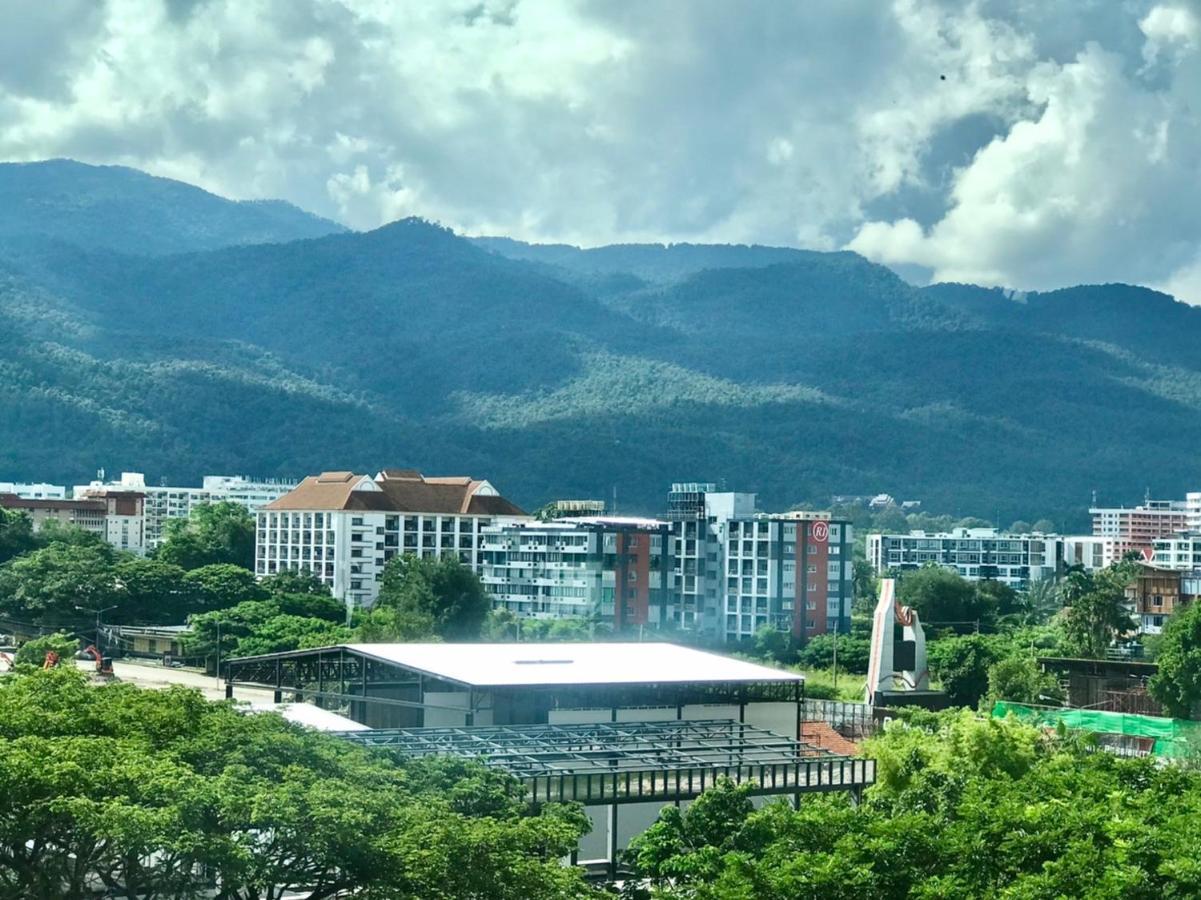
left=1152, top=535, right=1201, bottom=570
left=255, top=469, right=528, bottom=609
left=867, top=529, right=1063, bottom=588
left=0, top=481, right=67, bottom=500
left=76, top=472, right=297, bottom=549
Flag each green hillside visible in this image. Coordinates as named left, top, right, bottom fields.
left=1, top=162, right=1199, bottom=525
left=0, top=159, right=344, bottom=255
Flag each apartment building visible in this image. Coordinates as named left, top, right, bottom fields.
left=1152, top=535, right=1201, bottom=570
left=0, top=490, right=146, bottom=554
left=255, top=469, right=528, bottom=608
left=663, top=483, right=852, bottom=641
left=1090, top=499, right=1189, bottom=559
left=867, top=529, right=1062, bottom=588
left=479, top=517, right=673, bottom=627
left=0, top=481, right=67, bottom=500
left=76, top=472, right=297, bottom=549
left=723, top=512, right=853, bottom=643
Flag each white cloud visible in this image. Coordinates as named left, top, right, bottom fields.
left=2, top=0, right=1199, bottom=300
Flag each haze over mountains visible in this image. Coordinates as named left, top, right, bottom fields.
left=1, top=159, right=1198, bottom=526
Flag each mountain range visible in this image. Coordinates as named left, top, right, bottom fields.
left=2, top=159, right=1198, bottom=527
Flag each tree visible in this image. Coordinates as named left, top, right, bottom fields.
left=986, top=655, right=1064, bottom=706
left=799, top=631, right=872, bottom=673
left=262, top=569, right=332, bottom=598
left=0, top=507, right=36, bottom=565
left=897, top=566, right=987, bottom=627
left=1150, top=600, right=1201, bottom=718
left=753, top=624, right=794, bottom=664
left=112, top=556, right=199, bottom=623
left=0, top=540, right=120, bottom=625
left=12, top=632, right=79, bottom=669
left=1059, top=562, right=1138, bottom=658
left=1032, top=519, right=1057, bottom=534
left=182, top=562, right=265, bottom=612
left=156, top=501, right=256, bottom=571
left=1009, top=520, right=1032, bottom=534
left=375, top=554, right=491, bottom=640
left=0, top=668, right=594, bottom=899
left=927, top=633, right=1010, bottom=708
left=232, top=614, right=353, bottom=657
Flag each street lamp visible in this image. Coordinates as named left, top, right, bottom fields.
left=75, top=604, right=118, bottom=657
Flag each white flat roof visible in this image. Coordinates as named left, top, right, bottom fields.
left=243, top=702, right=370, bottom=732
left=341, top=642, right=802, bottom=687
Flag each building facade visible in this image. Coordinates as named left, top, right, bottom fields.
left=1090, top=500, right=1189, bottom=559
left=479, top=517, right=673, bottom=627
left=0, top=490, right=146, bottom=554
left=255, top=469, right=528, bottom=609
left=722, top=512, right=853, bottom=642
left=663, top=484, right=852, bottom=642
left=1152, top=535, right=1201, bottom=570
left=1123, top=564, right=1185, bottom=635
left=867, top=529, right=1063, bottom=588
left=0, top=481, right=67, bottom=500
left=76, top=472, right=297, bottom=550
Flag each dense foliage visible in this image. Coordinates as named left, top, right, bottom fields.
left=1150, top=600, right=1201, bottom=718
left=156, top=501, right=257, bottom=571
left=4, top=164, right=1201, bottom=517
left=629, top=710, right=1201, bottom=898
left=0, top=668, right=593, bottom=899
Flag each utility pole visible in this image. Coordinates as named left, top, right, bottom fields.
left=75, top=604, right=117, bottom=657
left=215, top=619, right=222, bottom=685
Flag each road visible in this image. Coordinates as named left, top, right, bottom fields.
left=72, top=658, right=275, bottom=703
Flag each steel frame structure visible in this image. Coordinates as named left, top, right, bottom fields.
left=338, top=718, right=874, bottom=805
left=223, top=645, right=804, bottom=724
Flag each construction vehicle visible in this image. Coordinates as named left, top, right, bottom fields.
left=81, top=645, right=115, bottom=677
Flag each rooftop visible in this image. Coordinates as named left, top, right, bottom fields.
left=263, top=469, right=526, bottom=516
left=231, top=641, right=803, bottom=688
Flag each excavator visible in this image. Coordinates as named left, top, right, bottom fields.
left=37, top=645, right=114, bottom=676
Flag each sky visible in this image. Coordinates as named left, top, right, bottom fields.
left=3, top=0, right=1201, bottom=300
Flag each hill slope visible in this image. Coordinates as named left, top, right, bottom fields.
left=2, top=162, right=1199, bottom=525
left=0, top=159, right=345, bottom=255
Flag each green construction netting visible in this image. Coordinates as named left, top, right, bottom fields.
left=991, top=701, right=1201, bottom=757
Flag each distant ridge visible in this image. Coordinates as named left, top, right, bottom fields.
left=1, top=160, right=1199, bottom=523
left=0, top=159, right=346, bottom=255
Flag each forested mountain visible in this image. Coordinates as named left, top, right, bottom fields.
left=0, top=160, right=344, bottom=255
left=2, top=161, right=1199, bottom=525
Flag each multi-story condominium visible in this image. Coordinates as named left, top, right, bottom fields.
left=664, top=484, right=852, bottom=641
left=1151, top=535, right=1201, bottom=570
left=75, top=472, right=297, bottom=549
left=0, top=490, right=145, bottom=555
left=1188, top=493, right=1201, bottom=533
left=479, top=517, right=673, bottom=627
left=723, top=511, right=853, bottom=642
left=665, top=484, right=752, bottom=634
left=255, top=469, right=528, bottom=609
left=0, top=481, right=67, bottom=500
left=867, top=529, right=1063, bottom=588
left=1090, top=499, right=1189, bottom=559
left=1062, top=535, right=1129, bottom=571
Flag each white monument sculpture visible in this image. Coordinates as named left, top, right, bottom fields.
left=865, top=577, right=929, bottom=704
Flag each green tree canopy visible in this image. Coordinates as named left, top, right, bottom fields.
left=156, top=501, right=256, bottom=571
left=182, top=563, right=265, bottom=612
left=0, top=667, right=593, bottom=899
left=896, top=566, right=993, bottom=627
left=373, top=554, right=491, bottom=641
left=12, top=631, right=79, bottom=669
left=0, top=507, right=37, bottom=565
left=1058, top=561, right=1139, bottom=658
left=1150, top=599, right=1201, bottom=718
left=0, top=540, right=120, bottom=625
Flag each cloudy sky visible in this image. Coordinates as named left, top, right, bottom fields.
left=4, top=0, right=1201, bottom=299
